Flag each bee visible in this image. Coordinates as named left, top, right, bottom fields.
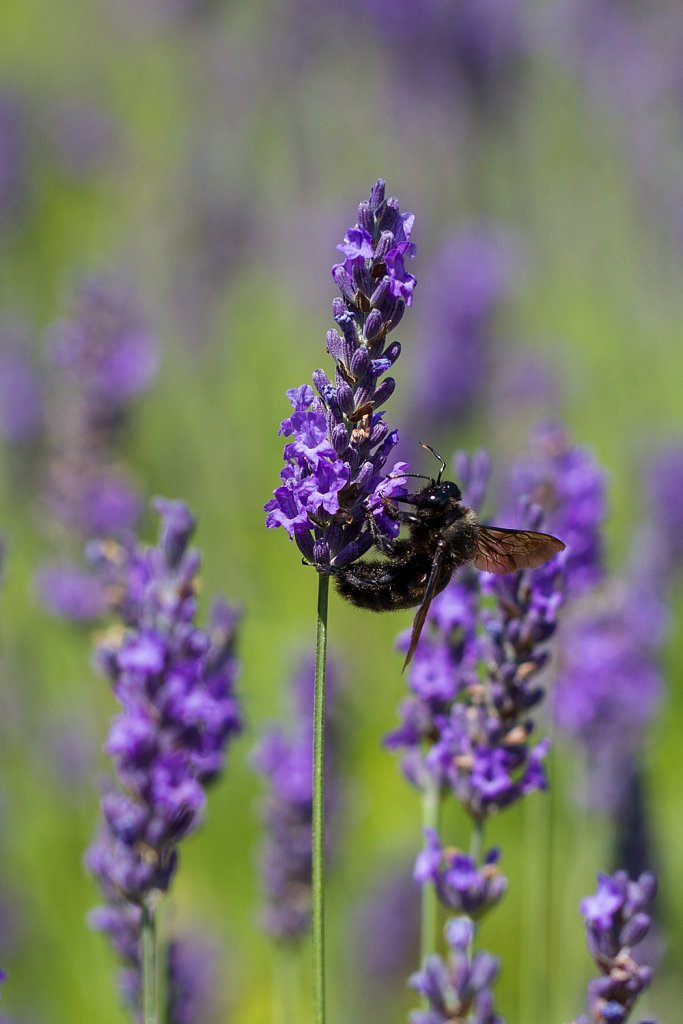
left=319, top=444, right=565, bottom=669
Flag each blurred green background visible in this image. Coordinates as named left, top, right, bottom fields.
left=0, top=1, right=682, bottom=1021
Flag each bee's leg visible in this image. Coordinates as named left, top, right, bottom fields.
left=368, top=513, right=403, bottom=556
left=387, top=507, right=421, bottom=527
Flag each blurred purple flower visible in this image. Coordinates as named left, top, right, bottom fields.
left=644, top=440, right=683, bottom=572
left=35, top=562, right=106, bottom=620
left=351, top=862, right=420, bottom=987
left=45, top=100, right=118, bottom=180
left=361, top=0, right=528, bottom=113
left=265, top=180, right=413, bottom=567
left=45, top=465, right=141, bottom=543
left=0, top=327, right=42, bottom=444
left=408, top=228, right=516, bottom=430
left=85, top=499, right=242, bottom=1007
left=0, top=90, right=27, bottom=227
left=502, top=423, right=606, bottom=597
left=573, top=870, right=656, bottom=1024
left=49, top=277, right=158, bottom=407
left=553, top=581, right=663, bottom=812
left=253, top=654, right=338, bottom=943
left=37, top=275, right=158, bottom=620
left=410, top=916, right=503, bottom=1024
left=166, top=934, right=221, bottom=1024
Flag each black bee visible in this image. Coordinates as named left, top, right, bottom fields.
left=319, top=445, right=565, bottom=669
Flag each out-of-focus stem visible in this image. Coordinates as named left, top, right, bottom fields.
left=141, top=900, right=158, bottom=1024
left=312, top=574, right=329, bottom=1024
left=420, top=778, right=442, bottom=973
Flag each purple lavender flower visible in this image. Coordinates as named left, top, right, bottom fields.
left=37, top=276, right=158, bottom=619
left=0, top=90, right=27, bottom=227
left=0, top=325, right=42, bottom=444
left=414, top=830, right=507, bottom=919
left=361, top=0, right=527, bottom=113
left=35, top=562, right=107, bottom=620
left=49, top=276, right=158, bottom=409
left=351, top=862, right=420, bottom=987
left=166, top=934, right=221, bottom=1024
left=387, top=480, right=563, bottom=819
left=85, top=499, right=242, bottom=1007
left=408, top=228, right=516, bottom=429
left=409, top=917, right=504, bottom=1024
left=644, top=440, right=683, bottom=573
left=502, top=423, right=606, bottom=597
left=43, top=275, right=158, bottom=538
left=253, top=654, right=338, bottom=942
left=552, top=581, right=663, bottom=812
left=265, top=180, right=414, bottom=568
left=573, top=870, right=656, bottom=1024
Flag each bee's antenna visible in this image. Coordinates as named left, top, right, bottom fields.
left=419, top=441, right=446, bottom=484
left=389, top=472, right=432, bottom=482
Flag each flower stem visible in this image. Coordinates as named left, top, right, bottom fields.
left=141, top=900, right=158, bottom=1024
left=312, top=574, right=329, bottom=1024
left=420, top=778, right=442, bottom=969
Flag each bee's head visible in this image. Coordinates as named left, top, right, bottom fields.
left=414, top=480, right=462, bottom=510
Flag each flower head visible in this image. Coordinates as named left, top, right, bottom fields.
left=265, top=180, right=414, bottom=567
left=409, top=916, right=504, bottom=1024
left=574, top=870, right=656, bottom=1024
left=85, top=499, right=241, bottom=1003
left=502, top=423, right=606, bottom=597
left=414, top=830, right=507, bottom=918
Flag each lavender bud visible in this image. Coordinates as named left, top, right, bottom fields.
left=332, top=265, right=356, bottom=305
left=364, top=307, right=384, bottom=342
left=357, top=200, right=373, bottom=233
left=369, top=275, right=391, bottom=309
left=326, top=329, right=345, bottom=362
left=350, top=347, right=371, bottom=379
left=373, top=377, right=396, bottom=407
left=336, top=382, right=355, bottom=416
left=620, top=912, right=651, bottom=949
left=331, top=424, right=350, bottom=455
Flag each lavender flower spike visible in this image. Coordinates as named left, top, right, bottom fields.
left=265, top=179, right=415, bottom=568
left=85, top=498, right=242, bottom=1013
left=410, top=917, right=504, bottom=1024
left=573, top=870, right=657, bottom=1024
left=414, top=829, right=507, bottom=919
left=253, top=654, right=338, bottom=943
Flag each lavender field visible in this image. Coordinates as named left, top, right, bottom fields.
left=0, top=2, right=682, bottom=1023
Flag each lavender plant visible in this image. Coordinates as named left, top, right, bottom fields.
left=265, top=178, right=416, bottom=1024
left=37, top=275, right=158, bottom=621
left=573, top=870, right=657, bottom=1024
left=85, top=498, right=242, bottom=1023
left=384, top=448, right=562, bottom=970
left=253, top=654, right=338, bottom=945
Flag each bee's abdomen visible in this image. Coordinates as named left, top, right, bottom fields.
left=333, top=554, right=450, bottom=612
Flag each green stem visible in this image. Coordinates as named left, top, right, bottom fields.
left=312, top=574, right=329, bottom=1024
left=420, top=779, right=442, bottom=970
left=141, top=900, right=158, bottom=1024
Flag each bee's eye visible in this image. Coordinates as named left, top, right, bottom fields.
left=426, top=492, right=447, bottom=508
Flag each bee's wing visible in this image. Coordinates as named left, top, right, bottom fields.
left=403, top=543, right=448, bottom=671
left=473, top=526, right=565, bottom=574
